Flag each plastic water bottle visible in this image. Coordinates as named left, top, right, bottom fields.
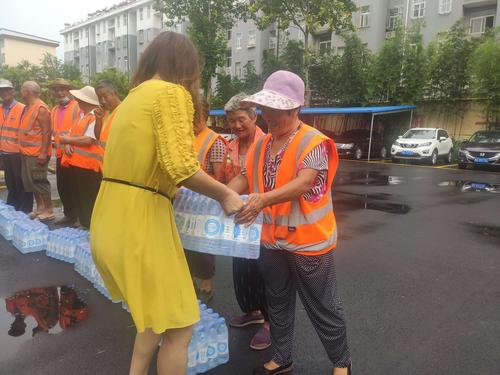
left=207, top=322, right=218, bottom=369
left=216, top=317, right=229, bottom=364
left=203, top=198, right=223, bottom=254
left=196, top=325, right=209, bottom=373
left=187, top=330, right=198, bottom=375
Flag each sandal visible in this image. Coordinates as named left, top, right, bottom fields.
left=230, top=313, right=265, bottom=327
left=38, top=214, right=55, bottom=222
left=253, top=362, right=293, bottom=375
left=250, top=325, right=271, bottom=350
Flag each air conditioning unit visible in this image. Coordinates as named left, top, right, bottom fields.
left=385, top=31, right=395, bottom=39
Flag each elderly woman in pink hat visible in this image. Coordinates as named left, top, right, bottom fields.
left=229, top=71, right=351, bottom=375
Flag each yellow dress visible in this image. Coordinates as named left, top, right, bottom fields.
left=90, top=80, right=200, bottom=333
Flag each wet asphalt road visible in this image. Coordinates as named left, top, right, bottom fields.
left=0, top=160, right=499, bottom=375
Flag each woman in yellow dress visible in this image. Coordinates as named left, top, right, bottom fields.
left=90, top=32, right=244, bottom=375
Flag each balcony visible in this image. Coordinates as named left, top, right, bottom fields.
left=463, top=0, right=497, bottom=8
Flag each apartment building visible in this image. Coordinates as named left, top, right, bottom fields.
left=0, top=29, right=59, bottom=66
left=225, top=0, right=499, bottom=78
left=60, top=0, right=182, bottom=82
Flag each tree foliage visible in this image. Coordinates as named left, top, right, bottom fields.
left=91, top=68, right=130, bottom=99
left=249, top=0, right=357, bottom=104
left=468, top=28, right=500, bottom=126
left=156, top=0, right=247, bottom=98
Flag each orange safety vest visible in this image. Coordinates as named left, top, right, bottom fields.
left=18, top=100, right=51, bottom=157
left=245, top=123, right=339, bottom=255
left=0, top=102, right=25, bottom=153
left=97, top=109, right=118, bottom=171
left=194, top=127, right=228, bottom=177
left=61, top=112, right=102, bottom=172
left=51, top=100, right=80, bottom=159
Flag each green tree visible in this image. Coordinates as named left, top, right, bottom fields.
left=91, top=68, right=130, bottom=99
left=211, top=73, right=244, bottom=108
left=249, top=0, right=357, bottom=104
left=336, top=33, right=371, bottom=105
left=468, top=28, right=500, bottom=127
left=262, top=49, right=287, bottom=80
left=241, top=63, right=262, bottom=94
left=425, top=21, right=474, bottom=113
left=280, top=40, right=305, bottom=78
left=369, top=25, right=426, bottom=104
left=157, top=0, right=247, bottom=99
left=310, top=53, right=340, bottom=105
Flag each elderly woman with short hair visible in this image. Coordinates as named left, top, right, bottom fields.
left=223, top=93, right=270, bottom=350
left=229, top=71, right=352, bottom=375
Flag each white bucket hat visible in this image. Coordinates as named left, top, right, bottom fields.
left=69, top=86, right=99, bottom=106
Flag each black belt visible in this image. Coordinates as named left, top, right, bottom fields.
left=102, top=177, right=171, bottom=201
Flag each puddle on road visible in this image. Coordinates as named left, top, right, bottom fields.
left=0, top=286, right=89, bottom=357
left=438, top=180, right=500, bottom=193
left=467, top=224, right=500, bottom=243
left=334, top=192, right=410, bottom=214
left=335, top=172, right=405, bottom=186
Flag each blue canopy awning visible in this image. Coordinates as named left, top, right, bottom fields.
left=209, top=105, right=416, bottom=117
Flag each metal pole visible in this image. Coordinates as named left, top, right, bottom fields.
left=409, top=109, right=413, bottom=129
left=368, top=113, right=375, bottom=162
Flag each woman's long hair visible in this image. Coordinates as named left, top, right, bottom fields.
left=132, top=31, right=201, bottom=119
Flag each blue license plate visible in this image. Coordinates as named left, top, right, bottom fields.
left=474, top=157, right=489, bottom=164
left=401, top=150, right=414, bottom=156
left=471, top=183, right=487, bottom=190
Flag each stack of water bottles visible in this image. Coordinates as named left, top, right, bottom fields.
left=0, top=206, right=28, bottom=241
left=12, top=218, right=49, bottom=254
left=187, top=302, right=229, bottom=375
left=46, top=228, right=89, bottom=263
left=174, top=188, right=262, bottom=259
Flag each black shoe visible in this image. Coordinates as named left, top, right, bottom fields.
left=253, top=363, right=293, bottom=375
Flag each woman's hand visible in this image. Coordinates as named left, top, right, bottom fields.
left=235, top=193, right=266, bottom=225
left=220, top=189, right=245, bottom=216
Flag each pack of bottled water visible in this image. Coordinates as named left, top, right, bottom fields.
left=187, top=302, right=229, bottom=374
left=12, top=218, right=49, bottom=254
left=174, top=188, right=262, bottom=259
left=46, top=228, right=89, bottom=263
left=0, top=207, right=28, bottom=241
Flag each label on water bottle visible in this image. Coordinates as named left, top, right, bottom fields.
left=217, top=342, right=228, bottom=354
left=207, top=344, right=217, bottom=359
left=248, top=225, right=261, bottom=243
left=204, top=217, right=222, bottom=237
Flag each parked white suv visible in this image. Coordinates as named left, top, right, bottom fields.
left=391, top=128, right=453, bottom=165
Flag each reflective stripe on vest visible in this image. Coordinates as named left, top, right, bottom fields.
left=52, top=100, right=80, bottom=158
left=73, top=147, right=103, bottom=161
left=97, top=109, right=118, bottom=172
left=196, top=129, right=217, bottom=165
left=18, top=100, right=51, bottom=157
left=247, top=124, right=338, bottom=254
left=0, top=102, right=25, bottom=153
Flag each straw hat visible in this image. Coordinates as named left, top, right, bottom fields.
left=69, top=86, right=99, bottom=106
left=242, top=70, right=305, bottom=110
left=48, top=78, right=75, bottom=90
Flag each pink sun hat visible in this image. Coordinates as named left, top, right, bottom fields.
left=242, top=70, right=305, bottom=110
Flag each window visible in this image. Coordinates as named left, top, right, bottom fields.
left=388, top=7, right=403, bottom=30
left=438, top=0, right=452, bottom=14
left=147, top=5, right=151, bottom=18
left=235, top=62, right=242, bottom=78
left=138, top=29, right=144, bottom=44
left=123, top=14, right=128, bottom=26
left=79, top=30, right=83, bottom=39
left=319, top=40, right=332, bottom=55
left=411, top=0, right=425, bottom=19
left=470, top=16, right=495, bottom=34
left=85, top=28, right=89, bottom=38
left=360, top=6, right=370, bottom=28
left=122, top=36, right=127, bottom=49
left=438, top=130, right=449, bottom=139
left=139, top=8, right=143, bottom=21
left=65, top=35, right=69, bottom=43
left=227, top=30, right=232, bottom=40
left=236, top=33, right=242, bottom=49
left=116, top=36, right=121, bottom=49
left=248, top=30, right=256, bottom=47
left=269, top=30, right=277, bottom=49
left=226, top=49, right=232, bottom=67
left=247, top=60, right=255, bottom=67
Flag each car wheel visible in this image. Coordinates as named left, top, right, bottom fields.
left=429, top=150, right=438, bottom=166
left=380, top=146, right=387, bottom=160
left=458, top=163, right=467, bottom=169
left=446, top=150, right=452, bottom=164
left=354, top=146, right=363, bottom=160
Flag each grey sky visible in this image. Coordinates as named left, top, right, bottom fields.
left=0, top=0, right=120, bottom=59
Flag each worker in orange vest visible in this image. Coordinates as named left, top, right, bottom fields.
left=184, top=100, right=228, bottom=303
left=49, top=78, right=81, bottom=226
left=60, top=86, right=101, bottom=229
left=18, top=81, right=54, bottom=221
left=94, top=79, right=121, bottom=171
left=230, top=71, right=351, bottom=375
left=0, top=79, right=33, bottom=213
